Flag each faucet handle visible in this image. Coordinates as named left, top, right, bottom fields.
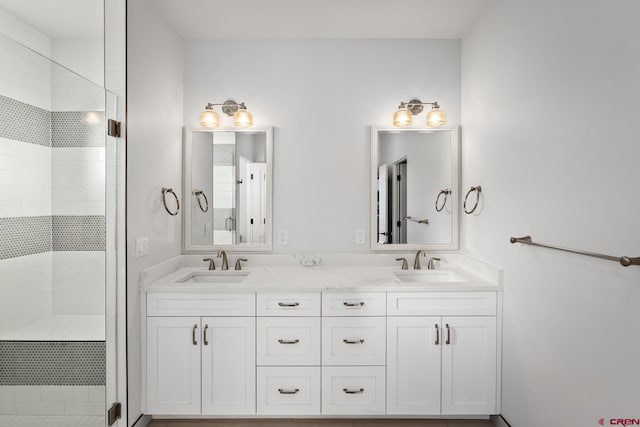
left=203, top=258, right=216, bottom=270
left=427, top=257, right=441, bottom=270
left=395, top=258, right=409, bottom=270
left=235, top=258, right=248, bottom=271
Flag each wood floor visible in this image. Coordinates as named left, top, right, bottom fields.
left=148, top=420, right=494, bottom=427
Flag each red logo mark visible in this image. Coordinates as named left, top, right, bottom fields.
left=603, top=419, right=640, bottom=426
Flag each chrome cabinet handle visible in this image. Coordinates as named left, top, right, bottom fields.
left=343, top=302, right=365, bottom=307
left=192, top=324, right=198, bottom=346
left=435, top=324, right=440, bottom=345
left=278, top=302, right=300, bottom=307
left=343, top=339, right=365, bottom=344
left=278, top=388, right=300, bottom=395
left=203, top=324, right=209, bottom=346
left=278, top=339, right=300, bottom=344
left=343, top=388, right=364, bottom=394
left=445, top=323, right=451, bottom=345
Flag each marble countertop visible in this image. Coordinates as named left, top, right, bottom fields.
left=141, top=265, right=501, bottom=293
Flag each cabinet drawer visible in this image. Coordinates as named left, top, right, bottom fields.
left=257, top=292, right=321, bottom=316
left=257, top=367, right=320, bottom=415
left=257, top=317, right=321, bottom=366
left=322, top=317, right=386, bottom=366
left=147, top=293, right=255, bottom=317
left=387, top=292, right=496, bottom=316
left=322, top=366, right=386, bottom=415
left=322, top=292, right=386, bottom=316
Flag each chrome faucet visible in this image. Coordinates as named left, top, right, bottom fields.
left=203, top=258, right=216, bottom=270
left=217, top=250, right=229, bottom=270
left=413, top=250, right=427, bottom=269
left=427, top=257, right=441, bottom=270
left=395, top=258, right=409, bottom=270
left=235, top=258, right=248, bottom=271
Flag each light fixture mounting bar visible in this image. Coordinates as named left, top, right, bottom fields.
left=204, top=99, right=247, bottom=116
left=399, top=99, right=440, bottom=115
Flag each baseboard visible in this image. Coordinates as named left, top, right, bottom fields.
left=131, top=414, right=152, bottom=427
left=491, top=414, right=512, bottom=427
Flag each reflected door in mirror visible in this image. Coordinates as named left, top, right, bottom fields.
left=186, top=128, right=272, bottom=251
left=372, top=128, right=459, bottom=250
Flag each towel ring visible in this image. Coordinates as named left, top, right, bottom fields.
left=193, top=190, right=209, bottom=213
left=463, top=186, right=482, bottom=214
left=161, top=187, right=180, bottom=216
left=435, top=189, right=452, bottom=212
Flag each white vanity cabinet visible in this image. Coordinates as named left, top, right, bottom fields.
left=144, top=289, right=500, bottom=418
left=386, top=293, right=498, bottom=416
left=146, top=293, right=256, bottom=416
left=146, top=317, right=202, bottom=414
left=256, top=292, right=322, bottom=415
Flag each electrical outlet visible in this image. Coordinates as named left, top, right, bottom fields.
left=135, top=236, right=149, bottom=258
left=279, top=229, right=288, bottom=245
left=355, top=229, right=366, bottom=245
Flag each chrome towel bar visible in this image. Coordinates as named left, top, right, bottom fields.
left=510, top=235, right=640, bottom=267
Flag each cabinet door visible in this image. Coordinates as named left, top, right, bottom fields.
left=202, top=317, right=256, bottom=415
left=147, top=317, right=201, bottom=414
left=441, top=316, right=497, bottom=415
left=387, top=316, right=441, bottom=415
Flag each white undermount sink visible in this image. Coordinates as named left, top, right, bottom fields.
left=179, top=271, right=250, bottom=283
left=393, top=269, right=467, bottom=283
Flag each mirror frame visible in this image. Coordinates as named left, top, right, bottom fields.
left=183, top=126, right=274, bottom=253
left=370, top=126, right=460, bottom=251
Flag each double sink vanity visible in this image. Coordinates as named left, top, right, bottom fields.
left=140, top=253, right=502, bottom=419
left=140, top=126, right=501, bottom=419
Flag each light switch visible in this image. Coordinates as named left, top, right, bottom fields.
left=279, top=229, right=288, bottom=245
left=205, top=222, right=212, bottom=236
left=135, top=236, right=149, bottom=258
left=355, top=229, right=366, bottom=245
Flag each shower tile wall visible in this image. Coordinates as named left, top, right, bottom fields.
left=0, top=94, right=106, bottom=330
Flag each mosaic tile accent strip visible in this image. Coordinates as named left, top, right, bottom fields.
left=51, top=111, right=105, bottom=148
left=0, top=341, right=105, bottom=385
left=52, top=216, right=105, bottom=251
left=0, top=216, right=52, bottom=260
left=0, top=95, right=51, bottom=147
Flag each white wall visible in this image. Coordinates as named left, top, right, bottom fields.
left=127, top=0, right=184, bottom=423
left=183, top=39, right=461, bottom=252
left=461, top=1, right=640, bottom=426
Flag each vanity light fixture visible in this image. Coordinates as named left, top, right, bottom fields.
left=392, top=99, right=446, bottom=128
left=199, top=99, right=253, bottom=128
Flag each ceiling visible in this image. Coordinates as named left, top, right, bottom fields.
left=150, top=0, right=494, bottom=40
left=0, top=0, right=103, bottom=39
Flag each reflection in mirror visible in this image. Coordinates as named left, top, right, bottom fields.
left=185, top=128, right=272, bottom=251
left=371, top=127, right=459, bottom=250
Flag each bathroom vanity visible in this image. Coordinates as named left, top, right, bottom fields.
left=140, top=255, right=502, bottom=419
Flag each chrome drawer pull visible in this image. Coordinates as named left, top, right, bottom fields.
left=343, top=339, right=365, bottom=344
left=343, top=388, right=364, bottom=394
left=278, top=388, right=300, bottom=395
left=203, top=324, right=209, bottom=346
left=445, top=323, right=451, bottom=345
left=192, top=324, right=198, bottom=346
left=278, top=302, right=300, bottom=307
left=343, top=302, right=365, bottom=307
left=278, top=339, right=300, bottom=344
left=435, top=324, right=440, bottom=346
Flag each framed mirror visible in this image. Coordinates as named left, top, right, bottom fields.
left=370, top=126, right=459, bottom=251
left=183, top=127, right=273, bottom=252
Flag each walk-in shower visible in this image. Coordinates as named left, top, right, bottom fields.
left=0, top=30, right=117, bottom=427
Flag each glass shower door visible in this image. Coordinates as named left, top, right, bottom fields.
left=0, top=32, right=118, bottom=427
